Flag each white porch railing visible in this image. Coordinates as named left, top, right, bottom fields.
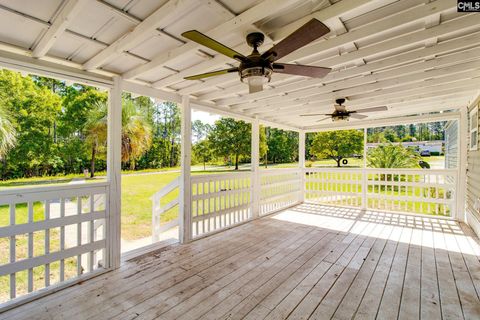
left=191, top=172, right=252, bottom=239
left=151, top=177, right=180, bottom=242
left=150, top=167, right=457, bottom=244
left=0, top=183, right=109, bottom=307
left=305, top=168, right=457, bottom=216
left=260, top=168, right=302, bottom=216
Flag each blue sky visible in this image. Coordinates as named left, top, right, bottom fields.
left=192, top=109, right=220, bottom=124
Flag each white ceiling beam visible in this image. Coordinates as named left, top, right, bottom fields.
left=268, top=0, right=372, bottom=41
left=264, top=86, right=479, bottom=123
left=83, top=0, right=197, bottom=70
left=0, top=47, right=113, bottom=87
left=121, top=0, right=300, bottom=80
left=254, top=72, right=480, bottom=119
left=180, top=0, right=425, bottom=97
left=294, top=98, right=470, bottom=125
left=32, top=0, right=87, bottom=58
left=149, top=0, right=275, bottom=89
left=213, top=10, right=475, bottom=106
left=194, top=0, right=451, bottom=101
left=303, top=111, right=462, bottom=132
left=244, top=67, right=480, bottom=115
left=234, top=45, right=480, bottom=113
left=277, top=0, right=450, bottom=64
left=150, top=0, right=375, bottom=89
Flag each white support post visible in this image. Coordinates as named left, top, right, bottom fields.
left=299, top=131, right=306, bottom=203
left=457, top=107, right=468, bottom=221
left=180, top=96, right=192, bottom=243
left=251, top=118, right=260, bottom=219
left=107, top=76, right=122, bottom=269
left=362, top=127, right=367, bottom=210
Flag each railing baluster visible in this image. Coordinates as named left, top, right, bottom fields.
left=60, top=198, right=65, bottom=282
left=45, top=200, right=50, bottom=287
left=89, top=195, right=94, bottom=272
left=9, top=203, right=16, bottom=299
left=77, top=196, right=82, bottom=275
left=27, top=202, right=34, bottom=293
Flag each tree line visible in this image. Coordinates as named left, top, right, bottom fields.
left=0, top=70, right=301, bottom=180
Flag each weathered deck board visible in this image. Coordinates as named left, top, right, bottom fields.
left=1, top=203, right=480, bottom=320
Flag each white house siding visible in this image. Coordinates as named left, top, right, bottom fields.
left=466, top=96, right=480, bottom=236
left=444, top=120, right=458, bottom=169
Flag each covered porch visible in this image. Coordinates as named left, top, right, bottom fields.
left=0, top=0, right=480, bottom=318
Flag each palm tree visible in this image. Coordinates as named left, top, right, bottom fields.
left=0, top=105, right=17, bottom=159
left=85, top=99, right=152, bottom=176
left=85, top=102, right=107, bottom=177
left=367, top=143, right=420, bottom=168
left=121, top=100, right=152, bottom=170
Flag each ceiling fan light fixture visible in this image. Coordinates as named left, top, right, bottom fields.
left=240, top=66, right=272, bottom=93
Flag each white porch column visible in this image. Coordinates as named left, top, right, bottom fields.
left=299, top=130, right=306, bottom=203
left=180, top=95, right=192, bottom=243
left=107, top=76, right=122, bottom=269
left=362, top=127, right=367, bottom=210
left=251, top=118, right=260, bottom=219
left=457, top=106, right=468, bottom=221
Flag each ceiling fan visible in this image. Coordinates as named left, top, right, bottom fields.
left=181, top=19, right=331, bottom=93
left=301, top=98, right=388, bottom=122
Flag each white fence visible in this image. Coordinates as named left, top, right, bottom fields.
left=305, top=168, right=457, bottom=216
left=191, top=172, right=252, bottom=239
left=260, top=169, right=302, bottom=216
left=0, top=183, right=109, bottom=307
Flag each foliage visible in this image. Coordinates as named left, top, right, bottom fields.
left=367, top=122, right=445, bottom=143
left=0, top=70, right=62, bottom=178
left=264, top=128, right=298, bottom=165
left=367, top=143, right=421, bottom=168
left=193, top=139, right=213, bottom=170
left=0, top=105, right=16, bottom=158
left=207, top=118, right=251, bottom=170
left=310, top=130, right=364, bottom=167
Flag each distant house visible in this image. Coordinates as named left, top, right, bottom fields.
left=366, top=140, right=444, bottom=154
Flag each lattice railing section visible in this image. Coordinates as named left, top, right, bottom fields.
left=0, top=183, right=108, bottom=305
left=366, top=169, right=457, bottom=216
left=191, top=173, right=251, bottom=239
left=151, top=177, right=180, bottom=242
left=260, top=169, right=302, bottom=216
left=305, top=168, right=363, bottom=207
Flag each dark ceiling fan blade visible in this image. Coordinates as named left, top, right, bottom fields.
left=182, top=30, right=246, bottom=62
left=273, top=63, right=331, bottom=78
left=353, top=106, right=388, bottom=113
left=300, top=113, right=332, bottom=117
left=262, top=19, right=330, bottom=61
left=184, top=68, right=238, bottom=80
left=316, top=117, right=332, bottom=122
left=349, top=113, right=368, bottom=119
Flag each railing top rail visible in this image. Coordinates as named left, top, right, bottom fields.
left=152, top=176, right=180, bottom=200
left=0, top=181, right=109, bottom=197
left=191, top=171, right=251, bottom=182
left=304, top=167, right=458, bottom=175
left=260, top=168, right=301, bottom=174
left=304, top=167, right=362, bottom=172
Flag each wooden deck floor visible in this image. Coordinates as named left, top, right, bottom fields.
left=2, top=203, right=480, bottom=320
